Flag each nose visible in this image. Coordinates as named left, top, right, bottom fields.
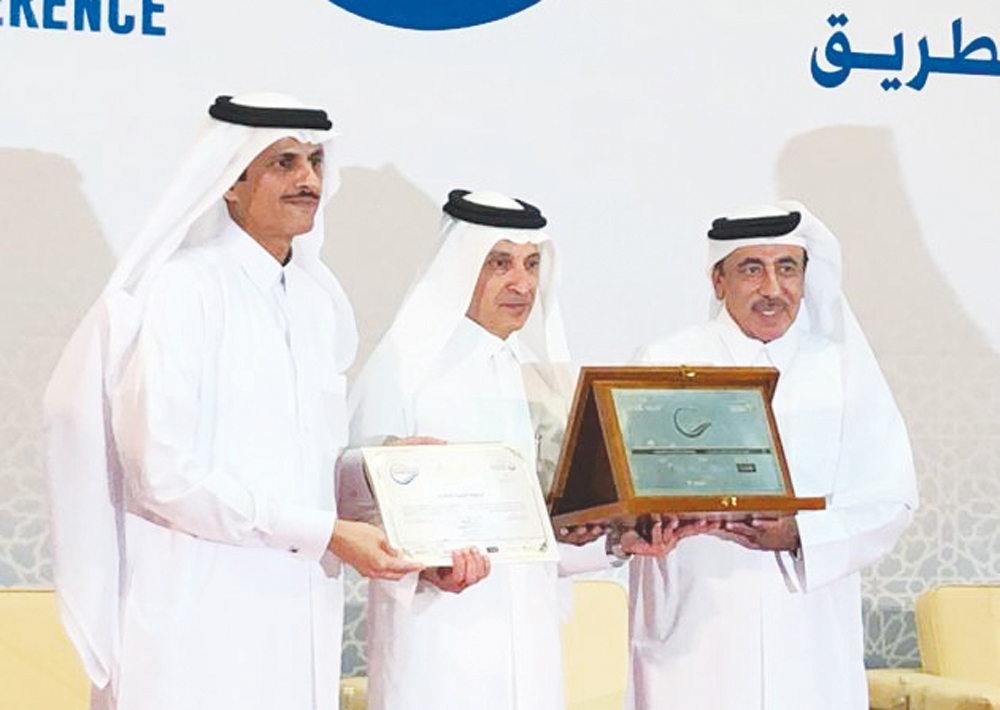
left=297, top=161, right=322, bottom=194
left=758, top=266, right=781, bottom=296
left=507, top=264, right=533, bottom=295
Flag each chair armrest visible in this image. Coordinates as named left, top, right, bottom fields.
left=869, top=669, right=921, bottom=710
left=903, top=672, right=1000, bottom=710
left=340, top=675, right=368, bottom=710
left=869, top=669, right=1000, bottom=710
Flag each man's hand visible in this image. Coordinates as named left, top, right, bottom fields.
left=384, top=435, right=446, bottom=446
left=555, top=522, right=609, bottom=546
left=328, top=520, right=424, bottom=580
left=709, top=514, right=800, bottom=551
left=420, top=548, right=491, bottom=593
left=620, top=515, right=719, bottom=557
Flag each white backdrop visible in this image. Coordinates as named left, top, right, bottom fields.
left=3, top=0, right=999, bottom=671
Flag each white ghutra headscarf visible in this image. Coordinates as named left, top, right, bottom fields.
left=348, top=189, right=571, bottom=438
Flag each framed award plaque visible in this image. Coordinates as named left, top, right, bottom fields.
left=547, top=366, right=825, bottom=527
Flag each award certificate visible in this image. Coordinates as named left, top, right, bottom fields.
left=361, top=443, right=558, bottom=566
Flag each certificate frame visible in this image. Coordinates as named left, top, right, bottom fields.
left=547, top=366, right=825, bottom=527
left=361, top=443, right=559, bottom=566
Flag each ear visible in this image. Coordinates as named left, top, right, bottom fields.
left=223, top=183, right=244, bottom=225
left=711, top=265, right=726, bottom=300
left=224, top=168, right=250, bottom=206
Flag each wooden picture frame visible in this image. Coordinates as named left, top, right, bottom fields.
left=548, top=366, right=825, bottom=527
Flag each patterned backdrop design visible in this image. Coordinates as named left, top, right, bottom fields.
left=6, top=339, right=999, bottom=674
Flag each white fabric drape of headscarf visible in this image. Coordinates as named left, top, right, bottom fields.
left=42, top=93, right=356, bottom=687
left=348, top=210, right=570, bottom=441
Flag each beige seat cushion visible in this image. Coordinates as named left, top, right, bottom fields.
left=561, top=580, right=629, bottom=710
left=0, top=589, right=376, bottom=710
left=918, top=585, right=1000, bottom=686
left=0, top=589, right=89, bottom=710
left=340, top=675, right=369, bottom=710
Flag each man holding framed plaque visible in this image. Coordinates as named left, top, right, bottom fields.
left=628, top=202, right=918, bottom=710
left=344, top=189, right=677, bottom=710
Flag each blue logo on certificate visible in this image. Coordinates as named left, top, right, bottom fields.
left=326, top=0, right=544, bottom=30
left=390, top=463, right=419, bottom=485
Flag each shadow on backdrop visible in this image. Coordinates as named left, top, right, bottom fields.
left=323, top=164, right=442, bottom=383
left=775, top=125, right=1000, bottom=668
left=0, top=149, right=113, bottom=585
left=321, top=164, right=442, bottom=674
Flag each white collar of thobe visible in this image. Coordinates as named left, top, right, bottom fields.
left=714, top=301, right=810, bottom=371
left=456, top=316, right=529, bottom=364
left=219, top=219, right=289, bottom=294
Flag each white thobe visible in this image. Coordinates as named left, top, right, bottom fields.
left=629, top=307, right=916, bottom=710
left=351, top=318, right=594, bottom=710
left=108, top=222, right=347, bottom=710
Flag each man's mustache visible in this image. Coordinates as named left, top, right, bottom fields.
left=284, top=189, right=321, bottom=200
left=752, top=297, right=788, bottom=313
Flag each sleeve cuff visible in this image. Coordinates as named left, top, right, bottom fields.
left=266, top=505, right=337, bottom=561
left=557, top=537, right=615, bottom=576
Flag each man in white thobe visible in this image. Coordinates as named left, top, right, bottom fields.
left=629, top=202, right=918, bottom=710
left=345, top=189, right=674, bottom=710
left=44, top=93, right=420, bottom=710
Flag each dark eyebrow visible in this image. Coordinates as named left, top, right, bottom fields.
left=485, top=247, right=539, bottom=264
left=736, top=257, right=764, bottom=268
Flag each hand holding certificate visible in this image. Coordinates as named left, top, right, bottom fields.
left=361, top=443, right=558, bottom=567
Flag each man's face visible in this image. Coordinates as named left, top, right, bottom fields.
left=712, top=244, right=806, bottom=343
left=224, top=137, right=324, bottom=243
left=466, top=240, right=541, bottom=340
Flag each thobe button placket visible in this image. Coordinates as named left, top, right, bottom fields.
left=272, top=269, right=313, bottom=489
left=752, top=349, right=773, bottom=368
left=280, top=271, right=315, bottom=441
left=278, top=273, right=292, bottom=348
left=491, top=342, right=537, bottom=468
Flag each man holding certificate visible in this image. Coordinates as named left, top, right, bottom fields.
left=344, top=189, right=677, bottom=710
left=45, top=93, right=422, bottom=710
left=630, top=202, right=919, bottom=710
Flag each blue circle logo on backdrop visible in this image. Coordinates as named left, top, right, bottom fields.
left=327, top=0, right=544, bottom=30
